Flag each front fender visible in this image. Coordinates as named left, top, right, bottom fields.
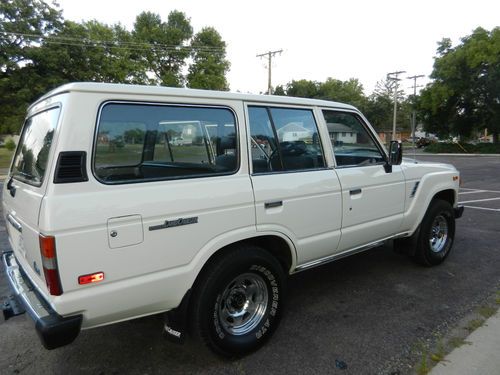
left=401, top=170, right=459, bottom=235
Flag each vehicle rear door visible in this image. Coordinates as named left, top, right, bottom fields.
left=247, top=105, right=343, bottom=265
left=2, top=105, right=62, bottom=288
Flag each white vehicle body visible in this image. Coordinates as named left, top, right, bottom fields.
left=2, top=83, right=462, bottom=352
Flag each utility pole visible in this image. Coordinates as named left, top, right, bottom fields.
left=407, top=74, right=424, bottom=150
left=257, top=49, right=283, bottom=94
left=387, top=70, right=406, bottom=141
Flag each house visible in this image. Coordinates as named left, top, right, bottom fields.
left=276, top=122, right=312, bottom=142
left=326, top=123, right=357, bottom=144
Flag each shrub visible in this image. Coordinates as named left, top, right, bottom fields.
left=5, top=139, right=16, bottom=151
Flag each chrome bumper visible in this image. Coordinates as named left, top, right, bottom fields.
left=2, top=251, right=82, bottom=349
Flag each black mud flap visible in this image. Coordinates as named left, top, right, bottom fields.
left=2, top=295, right=26, bottom=320
left=163, top=289, right=191, bottom=344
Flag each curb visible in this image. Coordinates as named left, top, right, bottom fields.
left=417, top=153, right=500, bottom=157
left=430, top=310, right=500, bottom=375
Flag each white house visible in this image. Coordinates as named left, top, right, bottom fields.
left=277, top=122, right=312, bottom=142
left=326, top=123, right=357, bottom=144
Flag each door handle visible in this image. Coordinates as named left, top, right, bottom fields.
left=264, top=200, right=283, bottom=209
left=349, top=188, right=362, bottom=196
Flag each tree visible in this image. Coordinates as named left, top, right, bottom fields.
left=187, top=27, right=229, bottom=90
left=419, top=27, right=500, bottom=142
left=279, top=79, right=320, bottom=98
left=364, top=77, right=412, bottom=132
left=0, top=0, right=62, bottom=133
left=0, top=3, right=230, bottom=135
left=317, top=78, right=366, bottom=109
left=132, top=10, right=193, bottom=87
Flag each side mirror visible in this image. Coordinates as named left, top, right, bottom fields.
left=384, top=141, right=402, bottom=172
left=389, top=141, right=403, bottom=165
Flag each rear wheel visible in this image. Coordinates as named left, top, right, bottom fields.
left=414, top=199, right=455, bottom=266
left=190, top=245, right=286, bottom=357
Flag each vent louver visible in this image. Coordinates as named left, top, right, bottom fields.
left=54, top=151, right=88, bottom=183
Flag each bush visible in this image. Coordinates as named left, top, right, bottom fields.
left=424, top=142, right=500, bottom=154
left=5, top=139, right=16, bottom=151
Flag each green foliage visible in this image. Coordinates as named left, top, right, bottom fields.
left=132, top=10, right=193, bottom=86
left=424, top=142, right=500, bottom=154
left=187, top=27, right=229, bottom=90
left=419, top=27, right=500, bottom=143
left=275, top=77, right=413, bottom=133
left=0, top=1, right=229, bottom=134
left=5, top=138, right=16, bottom=151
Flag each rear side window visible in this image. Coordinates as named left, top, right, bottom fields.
left=248, top=106, right=325, bottom=173
left=11, top=107, right=61, bottom=186
left=94, top=103, right=238, bottom=183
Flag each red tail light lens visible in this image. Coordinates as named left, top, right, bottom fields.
left=39, top=234, right=63, bottom=296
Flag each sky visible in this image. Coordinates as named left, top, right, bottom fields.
left=56, top=0, right=499, bottom=96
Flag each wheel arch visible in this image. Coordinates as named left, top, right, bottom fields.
left=193, top=234, right=295, bottom=287
left=432, top=189, right=456, bottom=206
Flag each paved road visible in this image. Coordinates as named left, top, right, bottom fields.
left=1, top=155, right=499, bottom=374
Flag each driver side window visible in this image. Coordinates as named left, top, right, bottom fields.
left=322, top=110, right=385, bottom=167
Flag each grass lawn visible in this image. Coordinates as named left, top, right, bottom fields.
left=0, top=148, right=14, bottom=169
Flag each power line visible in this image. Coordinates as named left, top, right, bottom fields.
left=257, top=49, right=283, bottom=95
left=0, top=31, right=225, bottom=53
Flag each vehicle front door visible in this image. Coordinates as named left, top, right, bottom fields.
left=322, top=110, right=406, bottom=251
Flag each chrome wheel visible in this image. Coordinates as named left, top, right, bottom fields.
left=218, top=272, right=268, bottom=336
left=429, top=214, right=449, bottom=253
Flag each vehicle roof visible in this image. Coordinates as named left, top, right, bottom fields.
left=30, top=82, right=357, bottom=111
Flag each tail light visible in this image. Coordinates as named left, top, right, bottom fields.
left=39, top=234, right=63, bottom=296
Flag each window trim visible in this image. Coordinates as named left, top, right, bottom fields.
left=247, top=104, right=328, bottom=175
left=11, top=104, right=62, bottom=187
left=92, top=100, right=240, bottom=185
left=322, top=109, right=388, bottom=169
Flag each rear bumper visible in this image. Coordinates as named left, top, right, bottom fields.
left=2, top=251, right=82, bottom=349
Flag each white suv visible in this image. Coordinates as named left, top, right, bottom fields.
left=2, top=83, right=463, bottom=356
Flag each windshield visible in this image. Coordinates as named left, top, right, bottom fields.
left=10, top=107, right=60, bottom=186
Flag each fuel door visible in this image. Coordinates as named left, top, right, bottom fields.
left=107, top=215, right=144, bottom=249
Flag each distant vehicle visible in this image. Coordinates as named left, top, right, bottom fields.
left=416, top=137, right=432, bottom=148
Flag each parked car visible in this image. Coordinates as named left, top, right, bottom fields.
left=2, top=83, right=463, bottom=356
left=416, top=137, right=432, bottom=148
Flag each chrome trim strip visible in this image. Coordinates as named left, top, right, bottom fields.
left=294, top=233, right=407, bottom=273
left=6, top=214, right=22, bottom=233
left=2, top=252, right=50, bottom=320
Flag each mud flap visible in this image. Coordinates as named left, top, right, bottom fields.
left=163, top=289, right=191, bottom=344
left=2, top=295, right=26, bottom=320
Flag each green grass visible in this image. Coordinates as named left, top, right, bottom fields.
left=95, top=143, right=211, bottom=166
left=448, top=337, right=472, bottom=349
left=466, top=318, right=485, bottom=332
left=478, top=305, right=497, bottom=319
left=0, top=147, right=14, bottom=169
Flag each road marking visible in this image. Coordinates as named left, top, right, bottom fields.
left=460, top=188, right=500, bottom=194
left=463, top=205, right=500, bottom=212
left=458, top=190, right=486, bottom=195
left=459, top=197, right=500, bottom=204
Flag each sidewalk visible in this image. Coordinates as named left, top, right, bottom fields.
left=430, top=310, right=500, bottom=375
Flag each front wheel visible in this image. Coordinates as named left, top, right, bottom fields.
left=189, top=245, right=286, bottom=357
left=414, top=199, right=456, bottom=266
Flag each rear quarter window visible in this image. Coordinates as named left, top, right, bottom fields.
left=11, top=107, right=61, bottom=186
left=94, top=103, right=238, bottom=183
